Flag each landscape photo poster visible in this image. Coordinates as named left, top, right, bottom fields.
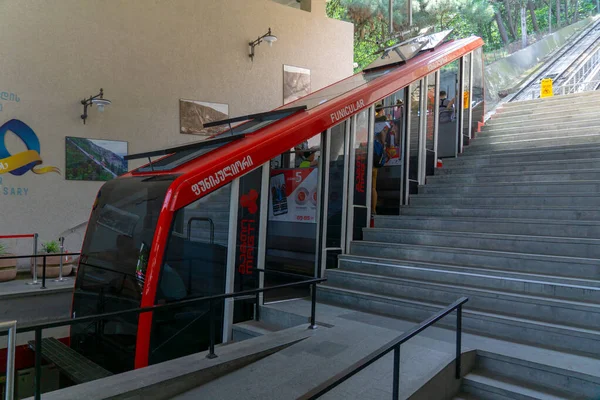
left=283, top=65, right=311, bottom=105
left=179, top=99, right=229, bottom=136
left=65, top=137, right=128, bottom=181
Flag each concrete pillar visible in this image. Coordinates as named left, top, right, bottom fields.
left=300, top=0, right=327, bottom=16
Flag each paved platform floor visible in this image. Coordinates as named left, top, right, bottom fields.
left=1, top=276, right=73, bottom=348
left=0, top=275, right=74, bottom=298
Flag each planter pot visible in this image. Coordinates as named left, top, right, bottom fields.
left=33, top=264, right=73, bottom=279
left=0, top=266, right=17, bottom=282
left=31, top=253, right=74, bottom=278
left=0, top=253, right=17, bottom=268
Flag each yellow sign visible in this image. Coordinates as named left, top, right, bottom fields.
left=540, top=78, right=553, bottom=98
left=463, top=91, right=470, bottom=109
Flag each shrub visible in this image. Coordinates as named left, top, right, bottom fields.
left=42, top=241, right=60, bottom=254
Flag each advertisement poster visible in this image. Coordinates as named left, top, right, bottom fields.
left=269, top=168, right=318, bottom=223
left=354, top=152, right=367, bottom=206
left=236, top=169, right=262, bottom=283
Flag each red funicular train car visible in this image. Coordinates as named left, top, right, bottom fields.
left=69, top=33, right=484, bottom=373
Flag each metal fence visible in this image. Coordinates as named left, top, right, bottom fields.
left=1, top=321, right=17, bottom=400
left=0, top=252, right=80, bottom=289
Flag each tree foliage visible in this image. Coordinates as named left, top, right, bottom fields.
left=327, top=0, right=598, bottom=70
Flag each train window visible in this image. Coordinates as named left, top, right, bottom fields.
left=149, top=183, right=231, bottom=365
left=71, top=175, right=174, bottom=373
left=264, top=133, right=321, bottom=301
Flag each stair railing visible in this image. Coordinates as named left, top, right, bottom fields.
left=299, top=296, right=469, bottom=400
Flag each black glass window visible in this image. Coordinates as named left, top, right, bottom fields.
left=71, top=175, right=174, bottom=373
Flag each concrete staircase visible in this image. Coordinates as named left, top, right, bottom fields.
left=454, top=351, right=598, bottom=399
left=319, top=92, right=600, bottom=363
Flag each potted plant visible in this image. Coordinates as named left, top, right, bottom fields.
left=0, top=241, right=17, bottom=282
left=32, top=240, right=73, bottom=278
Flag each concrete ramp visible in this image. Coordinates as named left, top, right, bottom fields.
left=29, top=324, right=314, bottom=400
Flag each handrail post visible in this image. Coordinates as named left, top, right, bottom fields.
left=54, top=237, right=67, bottom=282
left=255, top=292, right=260, bottom=322
left=392, top=345, right=400, bottom=400
left=34, top=328, right=42, bottom=400
left=1, top=321, right=17, bottom=400
left=309, top=282, right=317, bottom=330
left=206, top=300, right=217, bottom=359
left=455, top=304, right=463, bottom=379
left=41, top=255, right=47, bottom=290
left=28, top=233, right=39, bottom=285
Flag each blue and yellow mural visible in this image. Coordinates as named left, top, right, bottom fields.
left=0, top=119, right=59, bottom=176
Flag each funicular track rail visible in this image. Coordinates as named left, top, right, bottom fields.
left=510, top=18, right=600, bottom=101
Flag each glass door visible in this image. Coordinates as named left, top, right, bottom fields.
left=319, top=120, right=350, bottom=272
left=345, top=109, right=371, bottom=251
left=404, top=81, right=424, bottom=204
left=461, top=53, right=472, bottom=150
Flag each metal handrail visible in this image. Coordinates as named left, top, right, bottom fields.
left=300, top=296, right=469, bottom=400
left=0, top=272, right=326, bottom=400
left=556, top=79, right=600, bottom=95
left=0, top=320, right=16, bottom=400
left=187, top=217, right=215, bottom=243
left=0, top=252, right=80, bottom=290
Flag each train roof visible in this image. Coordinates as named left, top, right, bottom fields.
left=123, top=35, right=484, bottom=211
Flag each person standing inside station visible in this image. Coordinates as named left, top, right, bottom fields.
left=371, top=126, right=389, bottom=215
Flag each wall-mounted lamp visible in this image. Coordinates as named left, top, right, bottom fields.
left=249, top=28, right=277, bottom=61
left=81, top=88, right=111, bottom=124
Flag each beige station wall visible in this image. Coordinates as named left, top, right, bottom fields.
left=0, top=0, right=353, bottom=256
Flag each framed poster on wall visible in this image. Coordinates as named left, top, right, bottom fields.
left=65, top=137, right=128, bottom=181
left=179, top=99, right=229, bottom=136
left=283, top=65, right=311, bottom=105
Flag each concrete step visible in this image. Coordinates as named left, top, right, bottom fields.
left=426, top=169, right=600, bottom=185
left=349, top=241, right=600, bottom=280
left=476, top=119, right=600, bottom=138
left=232, top=321, right=278, bottom=342
left=452, top=393, right=481, bottom=400
left=472, top=350, right=600, bottom=399
left=492, top=102, right=599, bottom=120
left=499, top=90, right=600, bottom=109
left=483, top=110, right=599, bottom=130
left=399, top=205, right=600, bottom=221
left=476, top=126, right=600, bottom=142
left=444, top=144, right=600, bottom=166
left=462, top=371, right=580, bottom=400
left=190, top=229, right=229, bottom=244
left=325, top=269, right=600, bottom=329
left=465, top=133, right=600, bottom=152
left=338, top=255, right=600, bottom=296
left=419, top=180, right=600, bottom=195
left=375, top=214, right=600, bottom=239
left=434, top=158, right=600, bottom=175
left=363, top=227, right=600, bottom=258
left=317, top=285, right=600, bottom=357
left=409, top=193, right=600, bottom=208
